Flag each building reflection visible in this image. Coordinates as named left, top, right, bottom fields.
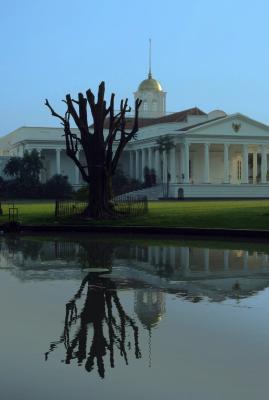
left=135, top=289, right=165, bottom=329
left=1, top=236, right=269, bottom=301
left=134, top=289, right=166, bottom=367
left=127, top=244, right=269, bottom=280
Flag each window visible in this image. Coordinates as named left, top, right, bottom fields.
left=152, top=101, right=157, bottom=112
left=143, top=101, right=148, bottom=111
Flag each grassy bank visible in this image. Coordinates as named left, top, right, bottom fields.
left=2, top=199, right=269, bottom=230
left=0, top=201, right=55, bottom=224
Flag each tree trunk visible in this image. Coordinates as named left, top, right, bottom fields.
left=83, top=167, right=113, bottom=218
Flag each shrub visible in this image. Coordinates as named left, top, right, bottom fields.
left=42, top=174, right=73, bottom=199
left=112, top=168, right=143, bottom=196
left=74, top=185, right=89, bottom=201
left=4, top=178, right=42, bottom=198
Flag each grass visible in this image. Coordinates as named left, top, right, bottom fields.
left=0, top=200, right=55, bottom=224
left=2, top=199, right=269, bottom=230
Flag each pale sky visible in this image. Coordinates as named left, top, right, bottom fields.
left=1, top=0, right=269, bottom=135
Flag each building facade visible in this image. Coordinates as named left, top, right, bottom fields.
left=1, top=71, right=269, bottom=198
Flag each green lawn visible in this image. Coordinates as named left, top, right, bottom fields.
left=0, top=201, right=56, bottom=224
left=2, top=199, right=269, bottom=230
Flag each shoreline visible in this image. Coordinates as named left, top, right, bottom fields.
left=3, top=223, right=269, bottom=239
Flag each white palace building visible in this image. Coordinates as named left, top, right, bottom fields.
left=1, top=69, right=269, bottom=198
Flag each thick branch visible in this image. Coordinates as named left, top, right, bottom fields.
left=111, top=98, right=142, bottom=173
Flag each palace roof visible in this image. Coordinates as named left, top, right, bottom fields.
left=102, top=107, right=206, bottom=130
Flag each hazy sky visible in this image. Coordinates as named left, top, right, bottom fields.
left=1, top=0, right=269, bottom=135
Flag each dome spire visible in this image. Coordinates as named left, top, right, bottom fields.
left=148, top=38, right=152, bottom=79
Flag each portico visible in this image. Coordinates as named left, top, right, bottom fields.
left=118, top=112, right=269, bottom=198
left=126, top=142, right=269, bottom=185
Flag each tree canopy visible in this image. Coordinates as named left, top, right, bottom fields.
left=4, top=149, right=43, bottom=182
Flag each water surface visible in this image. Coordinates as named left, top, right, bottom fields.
left=1, top=234, right=269, bottom=399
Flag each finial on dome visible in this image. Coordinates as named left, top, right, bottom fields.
left=148, top=38, right=152, bottom=79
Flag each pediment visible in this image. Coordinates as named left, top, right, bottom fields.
left=184, top=114, right=269, bottom=138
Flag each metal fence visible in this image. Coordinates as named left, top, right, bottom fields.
left=55, top=200, right=88, bottom=218
left=55, top=195, right=148, bottom=218
left=113, top=194, right=148, bottom=216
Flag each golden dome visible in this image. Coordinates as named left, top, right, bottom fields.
left=138, top=74, right=163, bottom=92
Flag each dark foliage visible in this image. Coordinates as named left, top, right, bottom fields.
left=4, top=149, right=43, bottom=182
left=3, top=178, right=43, bottom=198
left=42, top=174, right=73, bottom=199
left=0, top=174, right=73, bottom=199
left=73, top=168, right=144, bottom=200
left=2, top=150, right=44, bottom=198
left=73, top=185, right=89, bottom=201
left=112, top=168, right=143, bottom=196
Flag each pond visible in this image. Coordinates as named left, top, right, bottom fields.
left=1, top=234, right=269, bottom=399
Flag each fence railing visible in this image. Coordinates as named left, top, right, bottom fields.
left=55, top=195, right=148, bottom=218
left=113, top=194, right=148, bottom=216
left=55, top=200, right=88, bottom=218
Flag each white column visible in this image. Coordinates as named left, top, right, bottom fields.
left=141, top=149, right=146, bottom=181
left=253, top=152, right=257, bottom=184
left=163, top=150, right=167, bottom=183
left=242, top=144, right=249, bottom=183
left=261, top=145, right=267, bottom=183
left=155, top=149, right=161, bottom=183
left=203, top=143, right=210, bottom=183
left=148, top=147, right=153, bottom=171
left=19, top=145, right=24, bottom=157
left=135, top=150, right=139, bottom=180
left=184, top=142, right=190, bottom=183
left=180, top=145, right=184, bottom=182
left=223, top=143, right=229, bottom=183
left=129, top=151, right=133, bottom=178
left=37, top=149, right=42, bottom=182
left=170, top=146, right=176, bottom=183
left=56, top=149, right=61, bottom=175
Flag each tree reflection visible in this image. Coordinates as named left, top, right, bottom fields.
left=45, top=273, right=141, bottom=378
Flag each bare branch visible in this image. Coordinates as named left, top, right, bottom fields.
left=45, top=99, right=66, bottom=124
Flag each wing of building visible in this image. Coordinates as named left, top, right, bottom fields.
left=1, top=70, right=269, bottom=198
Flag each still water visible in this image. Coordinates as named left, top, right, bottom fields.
left=1, top=234, right=269, bottom=399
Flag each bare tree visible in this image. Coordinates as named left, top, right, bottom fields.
left=45, top=81, right=142, bottom=219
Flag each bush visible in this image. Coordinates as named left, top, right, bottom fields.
left=3, top=178, right=43, bottom=198
left=42, top=174, right=73, bottom=199
left=74, top=185, right=88, bottom=201
left=112, top=168, right=143, bottom=196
